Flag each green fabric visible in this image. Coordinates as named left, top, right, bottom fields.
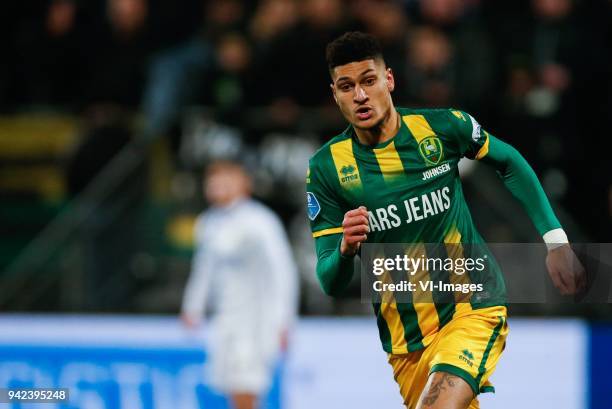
left=373, top=302, right=393, bottom=352
left=480, top=135, right=561, bottom=235
left=307, top=107, right=559, bottom=353
left=307, top=108, right=498, bottom=245
left=480, top=385, right=496, bottom=394
left=314, top=234, right=355, bottom=296
left=429, top=362, right=497, bottom=396
left=475, top=316, right=505, bottom=386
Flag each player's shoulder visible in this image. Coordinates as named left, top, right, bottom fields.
left=241, top=199, right=282, bottom=224
left=308, top=128, right=352, bottom=168
left=398, top=106, right=474, bottom=137
left=397, top=106, right=465, bottom=122
left=239, top=199, right=286, bottom=236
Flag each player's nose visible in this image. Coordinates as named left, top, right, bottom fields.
left=353, top=86, right=368, bottom=102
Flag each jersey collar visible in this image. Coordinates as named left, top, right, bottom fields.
left=346, top=107, right=406, bottom=150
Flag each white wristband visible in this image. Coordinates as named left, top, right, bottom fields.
left=543, top=228, right=569, bottom=250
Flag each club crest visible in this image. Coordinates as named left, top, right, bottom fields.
left=418, top=136, right=444, bottom=166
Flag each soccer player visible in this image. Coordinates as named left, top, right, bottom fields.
left=306, top=32, right=585, bottom=409
left=182, top=160, right=299, bottom=409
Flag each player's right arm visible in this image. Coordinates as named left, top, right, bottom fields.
left=307, top=161, right=368, bottom=296
left=340, top=206, right=370, bottom=256
left=181, top=214, right=212, bottom=327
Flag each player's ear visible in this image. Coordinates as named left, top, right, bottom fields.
left=386, top=68, right=395, bottom=92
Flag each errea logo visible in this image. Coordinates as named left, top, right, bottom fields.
left=459, top=349, right=475, bottom=367
left=340, top=164, right=359, bottom=183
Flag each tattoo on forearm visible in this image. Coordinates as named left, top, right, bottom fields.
left=421, top=373, right=458, bottom=406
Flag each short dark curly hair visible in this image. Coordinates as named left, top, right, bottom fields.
left=325, top=31, right=384, bottom=74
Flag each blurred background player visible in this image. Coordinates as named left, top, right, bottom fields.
left=181, top=159, right=299, bottom=409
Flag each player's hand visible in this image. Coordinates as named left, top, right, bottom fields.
left=340, top=206, right=369, bottom=256
left=545, top=244, right=586, bottom=295
left=279, top=328, right=289, bottom=352
left=180, top=313, right=201, bottom=329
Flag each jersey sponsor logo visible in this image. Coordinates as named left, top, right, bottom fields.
left=422, top=163, right=451, bottom=180
left=418, top=136, right=444, bottom=166
left=339, top=164, right=359, bottom=183
left=367, top=186, right=451, bottom=232
left=306, top=192, right=321, bottom=220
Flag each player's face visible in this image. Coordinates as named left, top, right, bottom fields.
left=330, top=59, right=395, bottom=130
left=204, top=166, right=250, bottom=207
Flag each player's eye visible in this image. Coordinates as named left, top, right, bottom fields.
left=339, top=83, right=353, bottom=92
left=364, top=77, right=377, bottom=86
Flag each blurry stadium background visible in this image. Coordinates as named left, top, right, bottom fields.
left=0, top=0, right=611, bottom=408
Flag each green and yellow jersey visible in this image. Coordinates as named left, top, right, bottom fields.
left=307, top=107, right=561, bottom=354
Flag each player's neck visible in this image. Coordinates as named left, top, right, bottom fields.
left=214, top=193, right=249, bottom=209
left=354, top=108, right=400, bottom=147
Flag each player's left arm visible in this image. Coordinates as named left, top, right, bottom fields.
left=481, top=135, right=586, bottom=294
left=450, top=110, right=586, bottom=295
